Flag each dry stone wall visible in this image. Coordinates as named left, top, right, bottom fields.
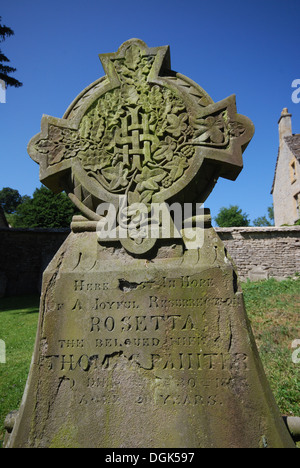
left=216, top=226, right=300, bottom=281
left=0, top=226, right=299, bottom=297
left=0, top=228, right=69, bottom=296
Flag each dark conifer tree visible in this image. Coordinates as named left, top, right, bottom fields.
left=0, top=16, right=22, bottom=88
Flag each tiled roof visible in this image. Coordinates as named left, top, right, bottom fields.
left=285, top=134, right=300, bottom=161
left=271, top=148, right=280, bottom=194
left=271, top=134, right=300, bottom=194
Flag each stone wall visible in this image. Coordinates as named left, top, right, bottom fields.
left=0, top=206, right=8, bottom=228
left=0, top=226, right=299, bottom=297
left=216, top=226, right=300, bottom=281
left=0, top=228, right=69, bottom=297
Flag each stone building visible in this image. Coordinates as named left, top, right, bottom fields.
left=271, top=108, right=300, bottom=226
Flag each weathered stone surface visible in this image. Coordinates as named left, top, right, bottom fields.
left=5, top=225, right=295, bottom=448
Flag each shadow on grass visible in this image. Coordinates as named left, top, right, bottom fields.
left=0, top=295, right=40, bottom=314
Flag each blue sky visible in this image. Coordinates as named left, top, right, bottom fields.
left=1, top=0, right=300, bottom=224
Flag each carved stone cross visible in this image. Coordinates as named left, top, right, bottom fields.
left=28, top=39, right=254, bottom=252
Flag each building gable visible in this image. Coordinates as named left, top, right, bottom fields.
left=272, top=109, right=300, bottom=225
left=285, top=134, right=300, bottom=162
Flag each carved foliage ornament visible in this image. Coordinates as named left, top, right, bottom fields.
left=28, top=39, right=254, bottom=251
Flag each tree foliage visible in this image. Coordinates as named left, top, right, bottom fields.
left=214, top=205, right=250, bottom=227
left=253, top=216, right=272, bottom=227
left=13, top=186, right=77, bottom=228
left=0, top=187, right=23, bottom=214
left=1, top=186, right=77, bottom=228
left=0, top=16, right=22, bottom=88
left=253, top=205, right=274, bottom=227
left=267, top=205, right=274, bottom=222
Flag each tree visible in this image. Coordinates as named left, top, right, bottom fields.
left=14, top=186, right=77, bottom=228
left=0, top=187, right=23, bottom=213
left=253, top=216, right=271, bottom=227
left=253, top=205, right=274, bottom=227
left=267, top=205, right=274, bottom=223
left=214, top=205, right=250, bottom=227
left=0, top=16, right=22, bottom=88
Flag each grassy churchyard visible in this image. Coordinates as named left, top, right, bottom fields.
left=0, top=278, right=299, bottom=448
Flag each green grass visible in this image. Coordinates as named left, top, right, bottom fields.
left=0, top=278, right=299, bottom=447
left=242, top=277, right=300, bottom=418
left=0, top=295, right=40, bottom=447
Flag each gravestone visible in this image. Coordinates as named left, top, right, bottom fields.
left=5, top=39, right=295, bottom=448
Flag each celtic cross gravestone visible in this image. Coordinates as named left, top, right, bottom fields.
left=5, top=39, right=295, bottom=448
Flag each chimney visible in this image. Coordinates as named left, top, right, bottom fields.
left=278, top=108, right=292, bottom=145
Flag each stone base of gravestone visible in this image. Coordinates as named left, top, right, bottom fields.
left=5, top=220, right=295, bottom=448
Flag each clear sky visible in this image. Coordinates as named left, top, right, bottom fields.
left=1, top=0, right=300, bottom=224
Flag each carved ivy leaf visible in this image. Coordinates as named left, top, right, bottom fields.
left=165, top=156, right=189, bottom=181
left=171, top=103, right=186, bottom=114
left=196, top=127, right=224, bottom=144
left=149, top=85, right=163, bottom=109
left=193, top=123, right=209, bottom=138
left=49, top=146, right=67, bottom=165
left=97, top=97, right=109, bottom=119
left=80, top=116, right=93, bottom=139
left=136, top=166, right=166, bottom=193
left=49, top=125, right=64, bottom=142
left=143, top=178, right=161, bottom=191
left=80, top=151, right=111, bottom=172
left=166, top=113, right=188, bottom=137
left=91, top=118, right=105, bottom=141
left=193, top=115, right=225, bottom=144
left=138, top=92, right=152, bottom=114
left=101, top=166, right=119, bottom=181
left=228, top=120, right=245, bottom=138
left=122, top=75, right=135, bottom=86
left=36, top=125, right=84, bottom=166
left=35, top=138, right=54, bottom=155
left=101, top=162, right=129, bottom=190
left=125, top=45, right=142, bottom=71
left=121, top=85, right=139, bottom=106
left=153, top=136, right=176, bottom=161
left=208, top=126, right=224, bottom=144
left=140, top=190, right=154, bottom=204
left=153, top=146, right=173, bottom=162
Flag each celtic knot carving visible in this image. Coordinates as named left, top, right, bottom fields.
left=28, top=38, right=254, bottom=253
left=35, top=43, right=198, bottom=206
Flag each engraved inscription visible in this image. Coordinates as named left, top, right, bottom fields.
left=43, top=352, right=248, bottom=373
left=44, top=270, right=245, bottom=410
